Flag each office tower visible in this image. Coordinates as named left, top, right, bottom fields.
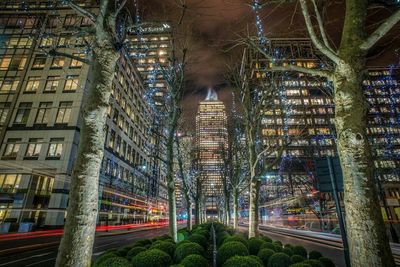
left=195, top=89, right=228, bottom=214
left=0, top=1, right=162, bottom=229
left=242, top=38, right=400, bottom=223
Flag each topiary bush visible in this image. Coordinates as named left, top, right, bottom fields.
left=273, top=240, right=283, bottom=247
left=257, top=248, right=275, bottom=266
left=177, top=240, right=192, bottom=247
left=223, top=235, right=248, bottom=247
left=174, top=242, right=205, bottom=263
left=150, top=241, right=176, bottom=257
left=134, top=239, right=153, bottom=247
left=96, top=257, right=130, bottom=267
left=217, top=241, right=249, bottom=266
left=274, top=243, right=283, bottom=252
left=93, top=252, right=119, bottom=267
left=132, top=249, right=172, bottom=267
left=180, top=254, right=209, bottom=267
left=309, top=250, right=323, bottom=259
left=268, top=252, right=292, bottom=267
left=260, top=242, right=278, bottom=252
left=217, top=231, right=230, bottom=247
left=193, top=229, right=209, bottom=239
left=282, top=247, right=294, bottom=256
left=260, top=235, right=273, bottom=243
left=126, top=246, right=147, bottom=259
left=303, top=259, right=324, bottom=267
left=292, top=245, right=308, bottom=258
left=116, top=246, right=131, bottom=256
left=248, top=237, right=266, bottom=255
left=188, top=234, right=208, bottom=248
left=319, top=257, right=335, bottom=267
left=222, top=256, right=263, bottom=267
left=291, top=254, right=306, bottom=264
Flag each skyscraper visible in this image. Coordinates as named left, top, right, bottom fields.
left=195, top=89, right=228, bottom=214
left=0, top=1, right=163, bottom=229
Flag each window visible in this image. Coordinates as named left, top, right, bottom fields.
left=14, top=102, right=32, bottom=124
left=64, top=15, right=77, bottom=27
left=109, top=130, right=115, bottom=148
left=0, top=174, right=21, bottom=190
left=32, top=55, right=46, bottom=69
left=64, top=76, right=79, bottom=91
left=70, top=53, right=84, bottom=68
left=0, top=56, right=11, bottom=70
left=51, top=57, right=65, bottom=68
left=40, top=37, right=53, bottom=47
left=0, top=78, right=19, bottom=93
left=25, top=138, right=43, bottom=158
left=47, top=138, right=64, bottom=158
left=0, top=103, right=11, bottom=126
left=47, top=16, right=58, bottom=28
left=25, top=76, right=41, bottom=93
left=3, top=138, right=21, bottom=158
left=35, top=176, right=54, bottom=195
left=35, top=102, right=52, bottom=124
left=55, top=102, right=72, bottom=124
left=44, top=76, right=60, bottom=92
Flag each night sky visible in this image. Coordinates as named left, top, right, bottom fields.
left=141, top=0, right=400, bottom=131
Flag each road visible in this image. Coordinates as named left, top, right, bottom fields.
left=0, top=224, right=176, bottom=267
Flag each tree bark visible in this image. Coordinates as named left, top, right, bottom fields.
left=187, top=200, right=193, bottom=230
left=166, top=109, right=178, bottom=241
left=233, top=188, right=239, bottom=229
left=248, top=179, right=260, bottom=238
left=55, top=46, right=119, bottom=267
left=334, top=62, right=394, bottom=267
left=331, top=1, right=395, bottom=265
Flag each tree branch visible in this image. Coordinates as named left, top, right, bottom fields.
left=115, top=0, right=128, bottom=16
left=267, top=65, right=333, bottom=80
left=311, top=0, right=335, bottom=53
left=299, top=0, right=340, bottom=64
left=360, top=8, right=400, bottom=51
left=48, top=49, right=90, bottom=64
left=67, top=1, right=96, bottom=23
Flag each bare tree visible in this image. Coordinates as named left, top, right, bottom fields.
left=239, top=0, right=400, bottom=265
left=52, top=1, right=132, bottom=266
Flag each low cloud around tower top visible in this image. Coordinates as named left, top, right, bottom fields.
left=205, top=88, right=218, bottom=101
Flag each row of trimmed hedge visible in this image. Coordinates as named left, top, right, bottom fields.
left=212, top=222, right=336, bottom=267
left=92, top=224, right=213, bottom=267
left=92, top=222, right=336, bottom=267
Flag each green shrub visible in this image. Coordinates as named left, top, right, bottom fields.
left=217, top=231, right=230, bottom=247
left=249, top=255, right=263, bottom=265
left=268, top=252, right=292, bottom=267
left=180, top=254, right=209, bottom=267
left=309, top=250, right=323, bottom=259
left=257, top=248, right=275, bottom=266
left=177, top=240, right=192, bottom=247
left=303, top=259, right=324, bottom=267
left=260, top=242, right=278, bottom=252
left=292, top=245, right=308, bottom=258
left=222, top=256, right=263, bottom=267
left=135, top=239, right=153, bottom=247
left=289, top=263, right=312, bottom=267
left=193, top=229, right=209, bottom=239
left=93, top=252, right=119, bottom=267
left=150, top=241, right=176, bottom=257
left=188, top=234, right=208, bottom=248
left=274, top=244, right=283, bottom=252
left=223, top=235, right=248, bottom=247
left=285, top=244, right=293, bottom=248
left=132, top=249, right=171, bottom=267
left=217, top=241, right=249, bottom=266
left=96, top=257, right=130, bottom=267
left=318, top=257, right=335, bottom=267
left=260, top=235, right=273, bottom=243
left=291, top=254, right=306, bottom=263
left=226, top=228, right=236, bottom=235
left=273, top=240, right=283, bottom=247
left=116, top=246, right=131, bottom=256
left=126, top=246, right=147, bottom=259
left=248, top=237, right=265, bottom=255
left=283, top=247, right=294, bottom=256
left=174, top=242, right=205, bottom=263
left=170, top=265, right=184, bottom=267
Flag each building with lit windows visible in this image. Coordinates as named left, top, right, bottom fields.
left=0, top=1, right=165, bottom=230
left=242, top=38, right=400, bottom=227
left=195, top=89, right=228, bottom=214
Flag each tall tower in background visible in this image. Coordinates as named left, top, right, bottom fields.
left=195, top=89, right=228, bottom=216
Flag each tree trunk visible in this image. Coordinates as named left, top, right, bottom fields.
left=248, top=179, right=260, bottom=238
left=186, top=197, right=192, bottom=230
left=195, top=198, right=201, bottom=225
left=55, top=47, right=119, bottom=267
left=233, top=188, right=239, bottom=229
left=166, top=127, right=177, bottom=241
left=333, top=62, right=395, bottom=267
